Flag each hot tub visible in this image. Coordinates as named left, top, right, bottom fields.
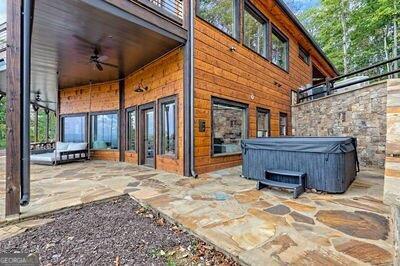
left=241, top=137, right=359, bottom=193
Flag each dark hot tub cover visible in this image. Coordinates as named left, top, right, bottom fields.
left=241, top=137, right=359, bottom=193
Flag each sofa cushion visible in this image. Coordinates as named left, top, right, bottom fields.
left=56, top=141, right=69, bottom=151
left=31, top=152, right=55, bottom=162
left=68, top=142, right=87, bottom=151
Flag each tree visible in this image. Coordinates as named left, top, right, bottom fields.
left=298, top=0, right=400, bottom=75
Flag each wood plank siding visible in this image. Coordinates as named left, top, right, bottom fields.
left=193, top=0, right=336, bottom=174
left=59, top=48, right=185, bottom=174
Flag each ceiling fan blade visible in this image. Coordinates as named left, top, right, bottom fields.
left=99, top=61, right=118, bottom=68
left=98, top=55, right=108, bottom=62
left=96, top=62, right=103, bottom=71
left=73, top=34, right=96, bottom=48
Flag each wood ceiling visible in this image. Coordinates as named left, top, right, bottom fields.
left=30, top=0, right=183, bottom=110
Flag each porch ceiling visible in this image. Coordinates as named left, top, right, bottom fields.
left=30, top=0, right=183, bottom=110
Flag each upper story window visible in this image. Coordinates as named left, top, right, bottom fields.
left=91, top=112, right=118, bottom=150
left=299, top=45, right=310, bottom=65
left=271, top=26, right=289, bottom=71
left=61, top=115, right=86, bottom=143
left=243, top=4, right=268, bottom=57
left=197, top=0, right=239, bottom=39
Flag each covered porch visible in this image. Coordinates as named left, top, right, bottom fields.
left=3, top=0, right=189, bottom=216
left=0, top=157, right=394, bottom=264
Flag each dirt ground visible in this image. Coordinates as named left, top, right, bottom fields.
left=0, top=196, right=238, bottom=265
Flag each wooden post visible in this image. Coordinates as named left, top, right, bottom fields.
left=5, top=0, right=22, bottom=217
left=119, top=78, right=125, bottom=162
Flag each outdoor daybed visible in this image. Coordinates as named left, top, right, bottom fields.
left=30, top=142, right=88, bottom=165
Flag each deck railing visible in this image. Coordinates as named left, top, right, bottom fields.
left=297, top=56, right=400, bottom=103
left=138, top=0, right=183, bottom=24
left=0, top=22, right=6, bottom=54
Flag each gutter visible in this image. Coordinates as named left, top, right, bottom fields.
left=275, top=0, right=340, bottom=76
left=189, top=0, right=197, bottom=178
left=183, top=0, right=197, bottom=177
left=21, top=0, right=34, bottom=206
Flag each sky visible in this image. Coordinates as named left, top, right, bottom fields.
left=0, top=0, right=5, bottom=24
left=283, top=0, right=320, bottom=14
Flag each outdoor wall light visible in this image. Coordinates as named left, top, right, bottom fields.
left=134, top=80, right=148, bottom=93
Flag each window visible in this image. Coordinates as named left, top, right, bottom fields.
left=61, top=115, right=86, bottom=143
left=159, top=96, right=177, bottom=156
left=257, top=108, right=270, bottom=137
left=243, top=5, right=267, bottom=57
left=212, top=98, right=247, bottom=155
left=279, top=112, right=288, bottom=136
left=198, top=0, right=239, bottom=38
left=271, top=27, right=289, bottom=71
left=299, top=45, right=310, bottom=64
left=91, top=112, right=118, bottom=149
left=126, top=108, right=136, bottom=151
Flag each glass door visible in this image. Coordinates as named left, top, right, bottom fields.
left=143, top=108, right=155, bottom=167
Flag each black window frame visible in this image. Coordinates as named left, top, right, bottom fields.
left=299, top=45, right=310, bottom=65
left=158, top=95, right=178, bottom=158
left=256, top=107, right=271, bottom=138
left=125, top=106, right=137, bottom=152
left=279, top=112, right=288, bottom=136
left=196, top=0, right=241, bottom=41
left=271, top=25, right=289, bottom=72
left=242, top=1, right=269, bottom=59
left=211, top=97, right=249, bottom=157
left=60, top=113, right=88, bottom=143
left=90, top=110, right=119, bottom=150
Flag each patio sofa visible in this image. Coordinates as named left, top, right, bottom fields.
left=30, top=142, right=88, bottom=165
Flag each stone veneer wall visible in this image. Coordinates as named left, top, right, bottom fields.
left=292, top=81, right=388, bottom=169
left=383, top=79, right=400, bottom=263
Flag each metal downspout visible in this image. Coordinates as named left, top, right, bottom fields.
left=20, top=0, right=34, bottom=206
left=189, top=0, right=197, bottom=178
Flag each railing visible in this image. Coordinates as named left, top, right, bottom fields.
left=297, top=56, right=400, bottom=103
left=138, top=0, right=183, bottom=23
left=0, top=22, right=6, bottom=54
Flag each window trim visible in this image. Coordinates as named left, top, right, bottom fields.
left=125, top=106, right=137, bottom=152
left=158, top=95, right=178, bottom=158
left=270, top=24, right=290, bottom=72
left=90, top=110, right=119, bottom=150
left=211, top=97, right=249, bottom=157
left=242, top=1, right=269, bottom=59
left=256, top=107, right=271, bottom=137
left=279, top=112, right=288, bottom=136
left=298, top=44, right=310, bottom=65
left=59, top=113, right=88, bottom=143
left=196, top=0, right=241, bottom=41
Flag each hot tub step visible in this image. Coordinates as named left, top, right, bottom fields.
left=256, top=169, right=306, bottom=198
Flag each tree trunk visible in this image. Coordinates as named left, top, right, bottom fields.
left=340, top=0, right=350, bottom=74
left=384, top=26, right=391, bottom=73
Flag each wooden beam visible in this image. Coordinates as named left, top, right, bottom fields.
left=119, top=79, right=125, bottom=162
left=5, top=0, right=22, bottom=217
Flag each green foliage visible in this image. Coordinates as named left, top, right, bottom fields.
left=0, top=99, right=56, bottom=149
left=299, top=0, right=399, bottom=74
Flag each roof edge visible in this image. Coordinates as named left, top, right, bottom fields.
left=275, top=0, right=340, bottom=76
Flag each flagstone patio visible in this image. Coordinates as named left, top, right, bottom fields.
left=0, top=156, right=395, bottom=265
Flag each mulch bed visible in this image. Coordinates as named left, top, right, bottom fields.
left=0, top=196, right=238, bottom=265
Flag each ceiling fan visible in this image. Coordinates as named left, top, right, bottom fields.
left=32, top=91, right=56, bottom=104
left=73, top=35, right=118, bottom=71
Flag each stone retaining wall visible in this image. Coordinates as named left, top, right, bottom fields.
left=292, top=81, right=388, bottom=169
